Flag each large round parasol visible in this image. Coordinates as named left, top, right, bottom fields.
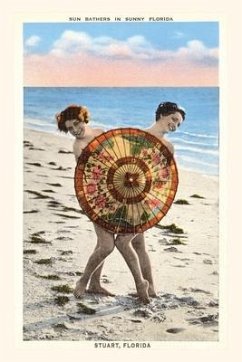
left=74, top=128, right=178, bottom=234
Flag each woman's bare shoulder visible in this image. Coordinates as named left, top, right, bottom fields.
left=160, top=137, right=174, bottom=154
left=93, top=128, right=105, bottom=136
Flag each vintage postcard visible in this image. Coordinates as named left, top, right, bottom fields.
left=1, top=0, right=242, bottom=361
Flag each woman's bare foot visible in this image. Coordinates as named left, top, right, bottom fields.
left=73, top=279, right=86, bottom=298
left=148, top=285, right=158, bottom=298
left=136, top=280, right=150, bottom=304
left=129, top=288, right=157, bottom=298
left=87, top=285, right=115, bottom=296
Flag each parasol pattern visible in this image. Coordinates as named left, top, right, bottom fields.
left=74, top=128, right=178, bottom=234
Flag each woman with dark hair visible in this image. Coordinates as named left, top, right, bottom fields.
left=155, top=102, right=186, bottom=122
left=114, top=102, right=185, bottom=303
left=143, top=101, right=186, bottom=153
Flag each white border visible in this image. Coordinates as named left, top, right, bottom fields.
left=2, top=0, right=242, bottom=361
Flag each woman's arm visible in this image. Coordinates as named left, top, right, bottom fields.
left=73, top=139, right=83, bottom=162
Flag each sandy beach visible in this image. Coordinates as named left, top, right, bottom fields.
left=23, top=128, right=219, bottom=342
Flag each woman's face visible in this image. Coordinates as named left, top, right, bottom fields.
left=65, top=119, right=86, bottom=138
left=160, top=111, right=183, bottom=133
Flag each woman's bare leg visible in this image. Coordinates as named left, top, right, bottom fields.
left=87, top=224, right=115, bottom=295
left=87, top=259, right=115, bottom=296
left=132, top=233, right=157, bottom=297
left=74, top=225, right=115, bottom=298
left=115, top=234, right=150, bottom=304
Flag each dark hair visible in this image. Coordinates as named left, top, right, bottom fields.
left=155, top=102, right=186, bottom=122
left=55, top=105, right=90, bottom=133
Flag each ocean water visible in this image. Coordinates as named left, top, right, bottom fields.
left=24, top=87, right=219, bottom=176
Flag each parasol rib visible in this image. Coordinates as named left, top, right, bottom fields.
left=110, top=129, right=123, bottom=159
left=101, top=130, right=121, bottom=162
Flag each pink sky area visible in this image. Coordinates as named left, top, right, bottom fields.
left=24, top=54, right=218, bottom=87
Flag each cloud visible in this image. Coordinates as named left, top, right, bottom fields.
left=173, top=31, right=185, bottom=39
left=25, top=30, right=218, bottom=67
left=28, top=30, right=218, bottom=67
left=49, top=31, right=155, bottom=60
left=25, top=35, right=41, bottom=47
left=176, top=40, right=219, bottom=66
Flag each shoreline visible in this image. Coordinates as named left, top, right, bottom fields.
left=23, top=127, right=219, bottom=341
left=24, top=126, right=219, bottom=179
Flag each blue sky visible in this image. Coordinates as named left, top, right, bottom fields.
left=24, top=22, right=219, bottom=54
